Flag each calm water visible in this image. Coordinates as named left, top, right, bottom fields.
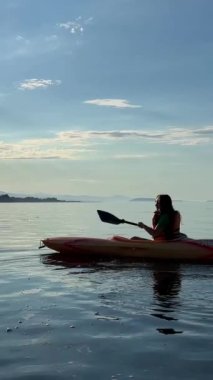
left=0, top=201, right=213, bottom=380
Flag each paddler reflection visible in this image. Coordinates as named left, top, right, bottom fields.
left=150, top=263, right=182, bottom=322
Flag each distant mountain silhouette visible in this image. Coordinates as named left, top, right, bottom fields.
left=0, top=193, right=80, bottom=203
left=0, top=191, right=131, bottom=203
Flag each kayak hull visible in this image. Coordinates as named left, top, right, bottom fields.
left=41, top=235, right=213, bottom=263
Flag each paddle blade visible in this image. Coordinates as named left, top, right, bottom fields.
left=97, top=210, right=123, bottom=225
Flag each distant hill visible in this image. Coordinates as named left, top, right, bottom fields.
left=0, top=193, right=80, bottom=203
left=0, top=191, right=132, bottom=203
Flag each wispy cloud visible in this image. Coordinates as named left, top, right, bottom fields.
left=1, top=33, right=61, bottom=61
left=58, top=17, right=93, bottom=34
left=84, top=99, right=142, bottom=109
left=0, top=126, right=212, bottom=160
left=56, top=127, right=213, bottom=146
left=0, top=137, right=92, bottom=160
left=114, top=153, right=162, bottom=159
left=16, top=35, right=30, bottom=44
left=17, top=79, right=61, bottom=90
left=44, top=34, right=58, bottom=43
left=1, top=16, right=92, bottom=62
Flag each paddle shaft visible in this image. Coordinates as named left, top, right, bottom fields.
left=122, top=219, right=138, bottom=227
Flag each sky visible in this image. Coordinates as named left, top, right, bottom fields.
left=0, top=0, right=212, bottom=200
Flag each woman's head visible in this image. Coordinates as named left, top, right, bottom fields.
left=155, top=194, right=174, bottom=213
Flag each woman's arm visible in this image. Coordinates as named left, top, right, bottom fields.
left=138, top=222, right=155, bottom=237
left=138, top=217, right=167, bottom=239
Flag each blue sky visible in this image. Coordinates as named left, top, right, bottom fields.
left=0, top=0, right=212, bottom=200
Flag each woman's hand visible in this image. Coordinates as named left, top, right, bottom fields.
left=138, top=222, right=144, bottom=228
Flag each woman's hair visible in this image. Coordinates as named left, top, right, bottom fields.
left=153, top=194, right=180, bottom=229
left=156, top=194, right=175, bottom=213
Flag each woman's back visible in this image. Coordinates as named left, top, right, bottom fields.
left=153, top=194, right=181, bottom=240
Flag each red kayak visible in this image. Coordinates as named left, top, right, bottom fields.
left=40, top=235, right=213, bottom=263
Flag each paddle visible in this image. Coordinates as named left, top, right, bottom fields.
left=97, top=210, right=138, bottom=227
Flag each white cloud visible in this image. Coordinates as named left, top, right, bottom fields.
left=160, top=127, right=213, bottom=145
left=58, top=17, right=93, bottom=34
left=17, top=79, right=61, bottom=90
left=84, top=99, right=142, bottom=109
left=193, top=127, right=213, bottom=135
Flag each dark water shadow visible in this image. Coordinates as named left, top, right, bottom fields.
left=39, top=252, right=139, bottom=274
left=40, top=252, right=146, bottom=270
left=40, top=252, right=107, bottom=274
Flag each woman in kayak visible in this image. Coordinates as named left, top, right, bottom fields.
left=137, top=194, right=182, bottom=241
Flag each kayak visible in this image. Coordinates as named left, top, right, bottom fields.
left=40, top=235, right=213, bottom=263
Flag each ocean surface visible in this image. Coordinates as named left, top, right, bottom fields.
left=0, top=200, right=213, bottom=380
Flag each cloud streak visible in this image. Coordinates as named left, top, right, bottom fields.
left=17, top=79, right=61, bottom=90
left=84, top=98, right=142, bottom=109
left=0, top=126, right=212, bottom=160
left=58, top=127, right=213, bottom=145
